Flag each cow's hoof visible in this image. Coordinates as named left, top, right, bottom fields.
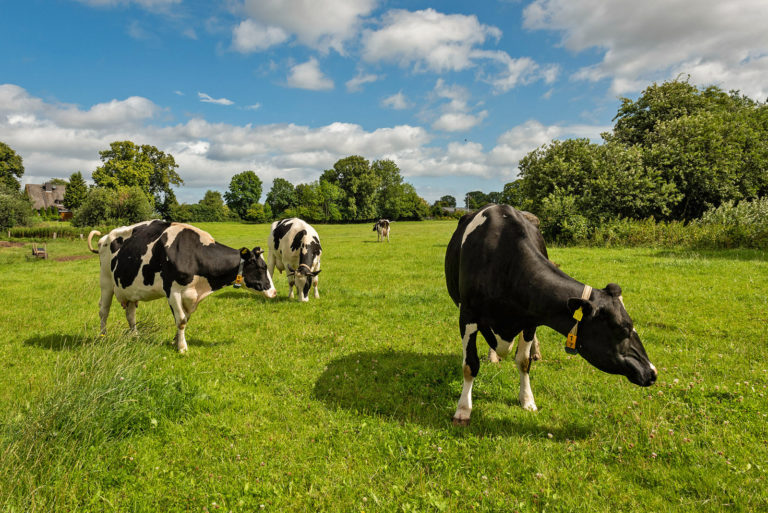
left=521, top=402, right=538, bottom=412
left=452, top=416, right=471, bottom=427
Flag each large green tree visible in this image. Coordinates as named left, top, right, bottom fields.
left=224, top=170, right=263, bottom=219
left=92, top=141, right=183, bottom=207
left=321, top=156, right=380, bottom=221
left=63, top=171, right=88, bottom=210
left=0, top=142, right=24, bottom=192
left=266, top=178, right=297, bottom=217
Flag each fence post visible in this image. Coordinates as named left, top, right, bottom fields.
left=53, top=232, right=57, bottom=239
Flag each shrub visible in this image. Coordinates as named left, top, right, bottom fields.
left=0, top=191, right=33, bottom=229
left=72, top=186, right=153, bottom=227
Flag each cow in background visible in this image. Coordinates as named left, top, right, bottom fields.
left=88, top=220, right=276, bottom=353
left=373, top=219, right=391, bottom=242
left=445, top=204, right=656, bottom=425
left=268, top=218, right=322, bottom=302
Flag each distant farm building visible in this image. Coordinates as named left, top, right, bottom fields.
left=24, top=182, right=73, bottom=220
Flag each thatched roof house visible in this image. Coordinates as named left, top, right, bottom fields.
left=25, top=182, right=66, bottom=210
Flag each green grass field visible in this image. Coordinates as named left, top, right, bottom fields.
left=1, top=221, right=766, bottom=512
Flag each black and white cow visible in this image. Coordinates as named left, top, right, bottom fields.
left=445, top=204, right=657, bottom=425
left=372, top=219, right=391, bottom=242
left=88, top=220, right=276, bottom=353
left=267, top=218, right=322, bottom=302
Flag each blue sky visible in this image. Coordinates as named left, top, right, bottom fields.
left=2, top=0, right=767, bottom=204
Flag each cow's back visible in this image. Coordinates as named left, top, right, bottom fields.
left=445, top=204, right=549, bottom=309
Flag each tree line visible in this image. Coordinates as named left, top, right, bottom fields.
left=449, top=78, right=768, bottom=241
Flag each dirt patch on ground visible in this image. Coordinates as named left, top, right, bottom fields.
left=54, top=254, right=95, bottom=262
left=0, top=241, right=24, bottom=248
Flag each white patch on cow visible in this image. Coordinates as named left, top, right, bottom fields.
left=493, top=331, right=514, bottom=358
left=461, top=206, right=493, bottom=246
left=453, top=323, right=478, bottom=423
left=268, top=218, right=321, bottom=302
left=164, top=222, right=215, bottom=248
left=515, top=333, right=537, bottom=411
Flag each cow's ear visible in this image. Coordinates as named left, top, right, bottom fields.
left=239, top=247, right=252, bottom=260
left=567, top=298, right=594, bottom=319
left=252, top=246, right=264, bottom=256
left=311, top=269, right=322, bottom=276
left=605, top=283, right=622, bottom=297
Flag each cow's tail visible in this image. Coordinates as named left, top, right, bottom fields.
left=87, top=230, right=102, bottom=254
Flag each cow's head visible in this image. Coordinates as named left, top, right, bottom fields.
left=240, top=247, right=277, bottom=298
left=567, top=283, right=657, bottom=387
left=286, top=263, right=321, bottom=302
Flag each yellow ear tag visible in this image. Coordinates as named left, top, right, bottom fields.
left=566, top=332, right=577, bottom=349
left=233, top=274, right=244, bottom=288
left=573, top=307, right=583, bottom=322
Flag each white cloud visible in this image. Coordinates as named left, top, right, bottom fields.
left=232, top=19, right=289, bottom=53
left=198, top=92, right=235, bottom=106
left=345, top=71, right=381, bottom=92
left=362, top=9, right=501, bottom=72
left=242, top=0, right=377, bottom=53
left=286, top=58, right=334, bottom=90
left=523, top=0, right=768, bottom=98
left=1, top=84, right=609, bottom=201
left=429, top=79, right=487, bottom=132
left=77, top=0, right=180, bottom=11
left=381, top=92, right=409, bottom=110
left=432, top=111, right=488, bottom=132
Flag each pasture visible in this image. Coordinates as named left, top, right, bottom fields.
left=0, top=220, right=766, bottom=512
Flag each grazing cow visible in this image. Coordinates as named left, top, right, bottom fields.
left=267, top=218, right=322, bottom=302
left=88, top=220, right=276, bottom=353
left=445, top=204, right=657, bottom=425
left=372, top=219, right=391, bottom=242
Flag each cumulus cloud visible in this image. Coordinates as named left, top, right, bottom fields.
left=345, top=71, right=381, bottom=92
left=286, top=58, right=334, bottom=90
left=198, top=92, right=234, bottom=106
left=1, top=84, right=609, bottom=202
left=76, top=0, right=180, bottom=10
left=523, top=0, right=768, bottom=98
left=429, top=79, right=487, bottom=132
left=381, top=92, right=409, bottom=110
left=241, top=0, right=377, bottom=53
left=232, top=19, right=290, bottom=53
left=432, top=111, right=488, bottom=132
left=362, top=9, right=501, bottom=72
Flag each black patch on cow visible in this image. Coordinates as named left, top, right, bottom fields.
left=111, top=221, right=170, bottom=289
left=110, top=237, right=124, bottom=253
left=290, top=229, right=307, bottom=252
left=302, top=278, right=312, bottom=298
left=272, top=219, right=293, bottom=251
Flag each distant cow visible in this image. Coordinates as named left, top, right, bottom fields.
left=372, top=219, right=391, bottom=242
left=445, top=204, right=657, bottom=425
left=88, top=220, right=276, bottom=353
left=268, top=218, right=322, bottom=302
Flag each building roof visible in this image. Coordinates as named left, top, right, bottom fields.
left=24, top=182, right=66, bottom=210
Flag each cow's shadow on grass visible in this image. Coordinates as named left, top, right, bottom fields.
left=24, top=333, right=94, bottom=351
left=214, top=291, right=289, bottom=302
left=312, top=350, right=594, bottom=439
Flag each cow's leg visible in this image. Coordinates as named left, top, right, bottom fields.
left=125, top=301, right=138, bottom=335
left=453, top=311, right=480, bottom=426
left=486, top=327, right=513, bottom=363
left=529, top=333, right=542, bottom=361
left=515, top=329, right=538, bottom=411
left=267, top=252, right=276, bottom=278
left=167, top=292, right=188, bottom=354
left=98, top=285, right=113, bottom=335
left=312, top=275, right=320, bottom=299
left=288, top=276, right=295, bottom=299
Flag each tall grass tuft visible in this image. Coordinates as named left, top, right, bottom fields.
left=0, top=326, right=210, bottom=511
